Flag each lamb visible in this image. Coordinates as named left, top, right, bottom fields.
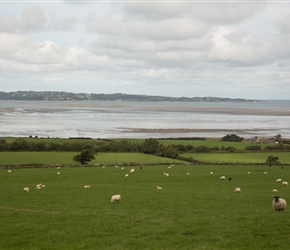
left=187, top=173, right=190, bottom=175
left=247, top=172, right=251, bottom=174
left=210, top=172, right=213, bottom=175
left=57, top=171, right=60, bottom=175
left=156, top=186, right=162, bottom=190
left=282, top=181, right=289, bottom=186
left=272, top=196, right=287, bottom=211
left=23, top=187, right=29, bottom=192
left=220, top=176, right=226, bottom=180
left=111, top=194, right=121, bottom=203
left=264, top=171, right=267, bottom=174
left=234, top=187, right=241, bottom=193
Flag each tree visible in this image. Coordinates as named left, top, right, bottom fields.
left=73, top=149, right=97, bottom=165
left=221, top=134, right=243, bottom=142
left=142, top=138, right=160, bottom=154
left=265, top=155, right=280, bottom=166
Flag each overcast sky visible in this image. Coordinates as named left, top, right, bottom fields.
left=0, top=1, right=290, bottom=100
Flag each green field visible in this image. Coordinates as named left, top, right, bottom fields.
left=1, top=164, right=289, bottom=249
left=183, top=152, right=290, bottom=164
left=0, top=152, right=183, bottom=166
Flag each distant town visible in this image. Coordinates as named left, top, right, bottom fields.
left=0, top=91, right=259, bottom=102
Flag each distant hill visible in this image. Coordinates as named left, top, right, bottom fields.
left=0, top=91, right=258, bottom=102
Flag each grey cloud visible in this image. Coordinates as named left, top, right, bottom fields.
left=0, top=15, right=19, bottom=32
left=21, top=8, right=46, bottom=31
left=123, top=2, right=266, bottom=24
left=278, top=13, right=290, bottom=33
left=86, top=16, right=207, bottom=40
left=50, top=16, right=78, bottom=31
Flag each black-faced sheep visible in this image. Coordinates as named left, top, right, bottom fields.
left=272, top=196, right=287, bottom=211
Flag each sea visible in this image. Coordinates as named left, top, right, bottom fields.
left=0, top=100, right=290, bottom=139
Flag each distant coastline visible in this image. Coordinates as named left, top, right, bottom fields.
left=0, top=91, right=265, bottom=102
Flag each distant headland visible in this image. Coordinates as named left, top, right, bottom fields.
left=0, top=91, right=261, bottom=102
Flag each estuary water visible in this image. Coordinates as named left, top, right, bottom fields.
left=0, top=100, right=290, bottom=139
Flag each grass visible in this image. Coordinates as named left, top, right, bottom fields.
left=183, top=152, right=290, bottom=164
left=1, top=164, right=290, bottom=249
left=0, top=152, right=184, bottom=166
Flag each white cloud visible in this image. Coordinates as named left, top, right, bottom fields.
left=0, top=2, right=289, bottom=99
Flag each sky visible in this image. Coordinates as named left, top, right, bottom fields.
left=0, top=1, right=290, bottom=100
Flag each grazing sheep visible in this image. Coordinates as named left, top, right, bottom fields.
left=272, top=196, right=287, bottom=211
left=247, top=172, right=251, bottom=174
left=36, top=183, right=45, bottom=189
left=84, top=185, right=91, bottom=188
left=23, top=187, right=29, bottom=192
left=164, top=172, right=169, bottom=177
left=264, top=171, right=267, bottom=174
left=210, top=172, right=213, bottom=175
left=125, top=174, right=129, bottom=178
left=276, top=178, right=282, bottom=182
left=57, top=167, right=61, bottom=169
left=234, top=187, right=241, bottom=193
left=156, top=186, right=162, bottom=190
left=282, top=181, right=289, bottom=186
left=220, top=176, right=226, bottom=180
left=102, top=166, right=105, bottom=168
left=187, top=173, right=190, bottom=175
left=111, top=194, right=121, bottom=203
left=272, top=189, right=278, bottom=192
left=57, top=172, right=60, bottom=175
left=129, top=168, right=135, bottom=173
left=7, top=170, right=12, bottom=173
left=121, top=167, right=124, bottom=170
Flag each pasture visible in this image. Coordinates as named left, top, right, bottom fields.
left=0, top=152, right=183, bottom=166
left=183, top=152, right=290, bottom=165
left=1, top=164, right=290, bottom=249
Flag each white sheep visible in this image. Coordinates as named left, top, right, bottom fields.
left=272, top=196, right=287, bottom=211
left=125, top=174, right=129, bottom=178
left=272, top=189, right=278, bottom=192
left=234, top=187, right=241, bottom=193
left=129, top=168, right=135, bottom=173
left=36, top=183, right=45, bottom=189
left=264, top=171, right=267, bottom=174
left=276, top=178, right=282, bottom=182
left=164, top=172, right=169, bottom=177
left=121, top=167, right=124, bottom=170
left=282, top=181, right=289, bottom=186
left=7, top=170, right=12, bottom=173
left=220, top=176, right=226, bottom=180
left=247, top=172, right=251, bottom=174
left=156, top=186, right=162, bottom=190
left=210, top=172, right=213, bottom=175
left=57, top=172, right=60, bottom=175
left=23, top=187, right=29, bottom=192
left=111, top=194, right=121, bottom=203
left=187, top=173, right=190, bottom=175
left=84, top=185, right=91, bottom=188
